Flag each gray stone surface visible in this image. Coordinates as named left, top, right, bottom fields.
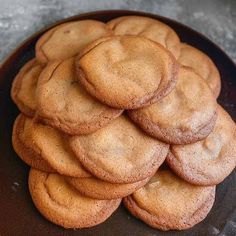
left=0, top=0, right=235, bottom=63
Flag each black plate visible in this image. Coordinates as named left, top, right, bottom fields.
left=0, top=10, right=236, bottom=236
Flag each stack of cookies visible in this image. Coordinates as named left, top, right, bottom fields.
left=11, top=16, right=236, bottom=231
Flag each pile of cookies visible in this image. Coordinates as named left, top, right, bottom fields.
left=11, top=16, right=236, bottom=231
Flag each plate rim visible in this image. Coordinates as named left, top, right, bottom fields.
left=1, top=9, right=236, bottom=235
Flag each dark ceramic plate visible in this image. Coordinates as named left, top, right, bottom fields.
left=0, top=10, right=236, bottom=236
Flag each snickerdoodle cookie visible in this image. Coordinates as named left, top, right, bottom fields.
left=36, top=20, right=112, bottom=63
left=76, top=36, right=178, bottom=109
left=123, top=169, right=215, bottom=231
left=107, top=16, right=180, bottom=58
left=167, top=105, right=236, bottom=185
left=13, top=114, right=90, bottom=177
left=36, top=57, right=122, bottom=135
left=29, top=169, right=121, bottom=228
left=12, top=114, right=53, bottom=172
left=128, top=67, right=217, bottom=144
left=70, top=116, right=169, bottom=183
left=11, top=59, right=44, bottom=117
left=178, top=43, right=221, bottom=98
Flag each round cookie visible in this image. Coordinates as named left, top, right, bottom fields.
left=76, top=35, right=178, bottom=109
left=167, top=105, right=236, bottom=185
left=66, top=176, right=150, bottom=200
left=12, top=114, right=54, bottom=172
left=36, top=20, right=113, bottom=63
left=107, top=16, right=181, bottom=58
left=178, top=43, right=221, bottom=98
left=13, top=115, right=90, bottom=177
left=36, top=57, right=123, bottom=135
left=21, top=114, right=90, bottom=177
left=29, top=168, right=121, bottom=228
left=11, top=59, right=44, bottom=117
left=123, top=169, right=216, bottom=231
left=128, top=66, right=217, bottom=144
left=69, top=116, right=169, bottom=183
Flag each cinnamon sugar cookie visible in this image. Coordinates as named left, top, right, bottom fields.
left=36, top=57, right=122, bottom=135
left=167, top=105, right=236, bottom=185
left=178, top=43, right=221, bottom=98
left=107, top=16, right=180, bottom=58
left=123, top=169, right=215, bottom=231
left=12, top=114, right=53, bottom=172
left=36, top=20, right=112, bottom=63
left=76, top=36, right=178, bottom=109
left=14, top=114, right=90, bottom=177
left=128, top=67, right=217, bottom=144
left=70, top=116, right=169, bottom=183
left=11, top=59, right=44, bottom=117
left=29, top=169, right=121, bottom=228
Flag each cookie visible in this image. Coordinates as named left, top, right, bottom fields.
left=123, top=169, right=215, bottom=231
left=36, top=20, right=113, bottom=63
left=14, top=114, right=90, bottom=177
left=11, top=59, right=44, bottom=117
left=36, top=57, right=123, bottom=135
left=29, top=168, right=121, bottom=228
left=27, top=115, right=90, bottom=177
left=107, top=16, right=180, bottom=58
left=128, top=66, right=217, bottom=144
left=12, top=114, right=54, bottom=172
left=178, top=43, right=221, bottom=98
left=69, top=116, right=169, bottom=183
left=167, top=105, right=236, bottom=185
left=76, top=36, right=178, bottom=109
left=66, top=176, right=150, bottom=200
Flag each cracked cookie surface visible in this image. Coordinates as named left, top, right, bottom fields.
left=76, top=36, right=178, bottom=109
left=70, top=116, right=169, bottom=183
left=36, top=57, right=123, bottom=135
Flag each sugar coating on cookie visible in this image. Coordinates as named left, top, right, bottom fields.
left=167, top=105, right=236, bottom=185
left=11, top=59, right=44, bottom=117
left=29, top=169, right=121, bottom=228
left=36, top=57, right=123, bottom=135
left=77, top=36, right=178, bottom=109
left=123, top=169, right=215, bottom=231
left=178, top=43, right=221, bottom=98
left=107, top=16, right=180, bottom=58
left=21, top=115, right=90, bottom=178
left=36, top=20, right=113, bottom=63
left=128, top=66, right=217, bottom=144
left=12, top=114, right=54, bottom=172
left=66, top=176, right=150, bottom=200
left=70, top=116, right=169, bottom=183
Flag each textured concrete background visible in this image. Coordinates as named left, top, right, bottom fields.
left=0, top=0, right=235, bottom=63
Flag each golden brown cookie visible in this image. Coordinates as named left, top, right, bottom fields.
left=76, top=36, right=178, bottom=109
left=123, top=169, right=215, bottom=231
left=167, top=105, right=236, bottom=185
left=14, top=114, right=90, bottom=177
left=11, top=59, right=44, bottom=117
left=29, top=169, right=121, bottom=228
left=107, top=16, right=180, bottom=58
left=128, top=66, right=217, bottom=144
left=69, top=116, right=169, bottom=183
left=66, top=176, right=150, bottom=200
left=178, top=43, right=221, bottom=98
left=36, top=57, right=123, bottom=135
left=12, top=114, right=54, bottom=172
left=36, top=20, right=113, bottom=63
